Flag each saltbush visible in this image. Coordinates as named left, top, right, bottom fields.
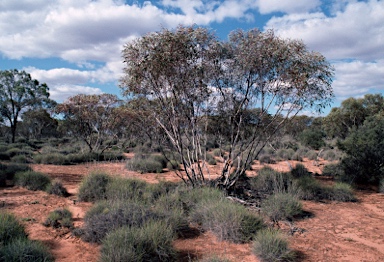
left=46, top=179, right=70, bottom=197
left=249, top=167, right=292, bottom=196
left=290, top=164, right=310, bottom=179
left=0, top=238, right=54, bottom=262
left=261, top=193, right=302, bottom=223
left=77, top=172, right=111, bottom=202
left=191, top=198, right=264, bottom=243
left=14, top=171, right=51, bottom=191
left=43, top=208, right=73, bottom=228
left=126, top=154, right=164, bottom=173
left=0, top=212, right=27, bottom=245
left=81, top=200, right=158, bottom=243
left=322, top=163, right=344, bottom=177
left=252, top=228, right=296, bottom=262
left=100, top=221, right=176, bottom=262
left=105, top=178, right=148, bottom=203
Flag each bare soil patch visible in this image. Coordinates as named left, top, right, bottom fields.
left=1, top=160, right=384, bottom=261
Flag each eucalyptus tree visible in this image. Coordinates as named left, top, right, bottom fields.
left=0, top=69, right=54, bottom=142
left=56, top=94, right=126, bottom=153
left=120, top=26, right=334, bottom=190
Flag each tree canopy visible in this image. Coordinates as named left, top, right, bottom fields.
left=120, top=26, right=334, bottom=189
left=0, top=69, right=54, bottom=142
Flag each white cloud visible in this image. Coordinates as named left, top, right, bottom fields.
left=266, top=0, right=384, bottom=61
left=332, top=59, right=384, bottom=99
left=50, top=85, right=103, bottom=102
left=257, top=0, right=321, bottom=14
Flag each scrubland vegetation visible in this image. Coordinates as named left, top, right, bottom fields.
left=1, top=25, right=384, bottom=261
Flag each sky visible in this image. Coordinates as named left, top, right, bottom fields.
left=1, top=0, right=383, bottom=115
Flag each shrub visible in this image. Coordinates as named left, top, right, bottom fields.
left=178, top=186, right=225, bottom=214
left=0, top=212, right=27, bottom=245
left=249, top=167, right=292, bottom=196
left=81, top=200, right=158, bottom=243
left=197, top=256, right=231, bottom=262
left=14, top=171, right=51, bottom=191
left=100, top=221, right=176, bottom=262
left=329, top=183, right=356, bottom=202
left=10, top=154, right=30, bottom=163
left=191, top=198, right=264, bottom=243
left=0, top=163, right=31, bottom=183
left=46, top=179, right=70, bottom=197
left=305, top=150, right=318, bottom=160
left=322, top=163, right=344, bottom=177
left=206, top=153, right=217, bottom=165
left=166, top=159, right=180, bottom=170
left=299, top=129, right=325, bottom=150
left=290, top=164, right=310, bottom=179
left=212, top=148, right=223, bottom=157
left=43, top=208, right=73, bottom=228
left=0, top=238, right=54, bottom=262
left=105, top=178, right=148, bottom=202
left=258, top=154, right=276, bottom=164
left=252, top=228, right=296, bottom=262
left=33, top=152, right=68, bottom=165
left=77, top=172, right=111, bottom=202
left=261, top=193, right=302, bottom=223
left=276, top=148, right=295, bottom=160
left=126, top=155, right=164, bottom=173
left=380, top=179, right=384, bottom=193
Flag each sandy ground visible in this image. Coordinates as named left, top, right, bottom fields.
left=1, top=159, right=383, bottom=261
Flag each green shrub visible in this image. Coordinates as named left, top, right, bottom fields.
left=81, top=200, right=158, bottom=243
left=206, top=153, right=217, bottom=165
left=322, top=163, right=344, bottom=177
left=10, top=154, right=29, bottom=163
left=258, top=154, right=276, bottom=164
left=33, top=152, right=68, bottom=165
left=191, top=198, right=264, bottom=243
left=290, top=164, right=310, bottom=179
left=276, top=148, right=295, bottom=160
left=305, top=150, right=318, bottom=160
left=0, top=163, right=31, bottom=182
left=14, top=171, right=51, bottom=191
left=106, top=178, right=148, bottom=202
left=152, top=193, right=189, bottom=237
left=212, top=148, right=223, bottom=157
left=43, top=208, right=73, bottom=228
left=249, top=167, right=292, bottom=196
left=299, top=129, right=325, bottom=150
left=100, top=220, right=176, bottom=262
left=178, top=186, right=225, bottom=214
left=126, top=155, right=164, bottom=173
left=329, top=183, right=356, bottom=202
left=0, top=212, right=27, bottom=245
left=261, top=193, right=302, bottom=223
left=46, top=179, right=70, bottom=197
left=78, top=172, right=111, bottom=202
left=197, top=256, right=231, bottom=262
left=166, top=159, right=180, bottom=170
left=252, top=228, right=296, bottom=262
left=380, top=179, right=384, bottom=193
left=0, top=238, right=54, bottom=262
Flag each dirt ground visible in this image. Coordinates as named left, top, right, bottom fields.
left=1, top=159, right=384, bottom=262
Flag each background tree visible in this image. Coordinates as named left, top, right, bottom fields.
left=338, top=114, right=384, bottom=185
left=19, top=109, right=58, bottom=139
left=0, top=69, right=54, bottom=142
left=56, top=94, right=126, bottom=153
left=120, top=26, right=334, bottom=190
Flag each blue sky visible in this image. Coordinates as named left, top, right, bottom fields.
left=1, top=0, right=383, bottom=115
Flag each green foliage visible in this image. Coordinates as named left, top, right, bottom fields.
left=0, top=238, right=54, bottom=262
left=305, top=150, right=318, bottom=160
left=10, top=154, right=29, bottom=163
left=190, top=198, right=264, bottom=243
left=261, top=193, right=302, bottom=223
left=252, top=228, right=296, bottom=262
left=249, top=167, right=292, bottom=196
left=290, top=164, right=311, bottom=179
left=43, top=208, right=73, bottom=228
left=33, top=152, right=68, bottom=165
left=78, top=172, right=111, bottom=202
left=14, top=171, right=51, bottom=191
left=100, top=221, right=176, bottom=262
left=46, top=179, right=70, bottom=197
left=299, top=129, right=325, bottom=150
left=330, top=183, right=356, bottom=202
left=197, top=256, right=231, bottom=262
left=338, top=115, right=384, bottom=185
left=105, top=177, right=148, bottom=203
left=322, top=163, right=344, bottom=177
left=276, top=148, right=295, bottom=161
left=0, top=212, right=27, bottom=245
left=0, top=163, right=31, bottom=186
left=258, top=154, right=276, bottom=164
left=126, top=154, right=164, bottom=173
left=81, top=200, right=158, bottom=243
left=166, top=159, right=180, bottom=170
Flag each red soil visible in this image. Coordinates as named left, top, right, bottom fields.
left=1, top=159, right=383, bottom=261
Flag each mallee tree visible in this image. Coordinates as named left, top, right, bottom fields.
left=120, top=26, right=334, bottom=190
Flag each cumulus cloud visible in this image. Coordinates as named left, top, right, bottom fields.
left=265, top=0, right=384, bottom=61
left=257, top=0, right=321, bottom=14
left=49, top=85, right=103, bottom=102
left=332, top=60, right=384, bottom=100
